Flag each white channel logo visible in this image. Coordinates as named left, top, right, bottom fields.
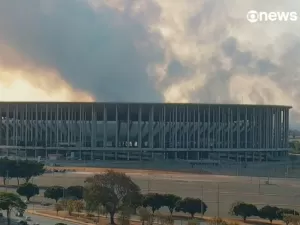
left=247, top=10, right=298, bottom=23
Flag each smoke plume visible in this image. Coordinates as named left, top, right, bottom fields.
left=0, top=0, right=300, bottom=121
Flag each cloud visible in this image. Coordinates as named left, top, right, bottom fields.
left=0, top=0, right=161, bottom=102
left=0, top=0, right=300, bottom=122
left=90, top=0, right=300, bottom=119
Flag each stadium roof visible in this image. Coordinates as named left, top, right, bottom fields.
left=0, top=101, right=292, bottom=108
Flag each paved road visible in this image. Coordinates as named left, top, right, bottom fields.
left=3, top=212, right=79, bottom=225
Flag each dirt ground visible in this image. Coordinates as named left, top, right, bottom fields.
left=47, top=166, right=210, bottom=175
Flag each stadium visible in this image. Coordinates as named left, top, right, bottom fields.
left=0, top=102, right=291, bottom=162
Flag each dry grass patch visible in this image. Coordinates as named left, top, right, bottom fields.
left=47, top=166, right=211, bottom=175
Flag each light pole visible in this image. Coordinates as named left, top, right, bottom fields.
left=201, top=185, right=204, bottom=216
left=5, top=170, right=8, bottom=192
left=147, top=172, right=150, bottom=193
left=217, top=184, right=220, bottom=218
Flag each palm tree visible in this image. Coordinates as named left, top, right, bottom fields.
left=0, top=192, right=27, bottom=225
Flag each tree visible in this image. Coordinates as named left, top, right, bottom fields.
left=117, top=206, right=132, bottom=225
left=123, top=192, right=143, bottom=214
left=277, top=208, right=300, bottom=225
left=23, top=160, right=45, bottom=182
left=281, top=215, right=300, bottom=225
left=155, top=212, right=174, bottom=225
left=66, top=185, right=84, bottom=199
left=175, top=197, right=207, bottom=218
left=59, top=199, right=68, bottom=210
left=137, top=207, right=153, bottom=225
left=54, top=202, right=64, bottom=216
left=84, top=186, right=105, bottom=223
left=0, top=192, right=27, bottom=225
left=229, top=201, right=258, bottom=221
left=44, top=186, right=65, bottom=202
left=163, top=194, right=181, bottom=215
left=0, top=158, right=45, bottom=185
left=16, top=182, right=39, bottom=201
left=259, top=205, right=279, bottom=224
left=73, top=200, right=85, bottom=216
left=143, top=193, right=164, bottom=214
left=67, top=200, right=75, bottom=215
left=84, top=170, right=141, bottom=224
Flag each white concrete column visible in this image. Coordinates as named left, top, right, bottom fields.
left=127, top=152, right=130, bottom=160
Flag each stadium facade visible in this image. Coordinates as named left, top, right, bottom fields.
left=0, top=102, right=291, bottom=162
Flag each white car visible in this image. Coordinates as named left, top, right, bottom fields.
left=25, top=216, right=31, bottom=221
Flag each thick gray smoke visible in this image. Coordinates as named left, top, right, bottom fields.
left=0, top=0, right=300, bottom=121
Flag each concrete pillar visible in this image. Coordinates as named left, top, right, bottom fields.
left=127, top=152, right=130, bottom=160
left=186, top=152, right=188, bottom=160
left=236, top=152, right=238, bottom=161
left=245, top=152, right=247, bottom=163
left=103, top=152, right=106, bottom=160
left=227, top=152, right=230, bottom=160
left=175, top=152, right=177, bottom=160
left=197, top=152, right=200, bottom=160
left=259, top=152, right=261, bottom=162
left=91, top=150, right=94, bottom=160
left=252, top=152, right=255, bottom=162
left=115, top=152, right=117, bottom=160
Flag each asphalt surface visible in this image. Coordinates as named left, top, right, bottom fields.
left=2, top=210, right=79, bottom=225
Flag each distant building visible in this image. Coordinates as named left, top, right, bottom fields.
left=0, top=102, right=291, bottom=162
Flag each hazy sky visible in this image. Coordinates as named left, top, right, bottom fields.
left=0, top=0, right=299, bottom=120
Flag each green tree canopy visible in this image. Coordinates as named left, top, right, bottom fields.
left=277, top=208, right=299, bottom=224
left=44, top=186, right=65, bottom=202
left=16, top=182, right=39, bottom=201
left=229, top=201, right=258, bottom=221
left=162, top=194, right=181, bottom=214
left=175, top=197, right=207, bottom=218
left=84, top=169, right=141, bottom=224
left=0, top=158, right=45, bottom=185
left=0, top=192, right=27, bottom=225
left=259, top=205, right=280, bottom=223
left=65, top=185, right=84, bottom=199
left=142, top=193, right=165, bottom=214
